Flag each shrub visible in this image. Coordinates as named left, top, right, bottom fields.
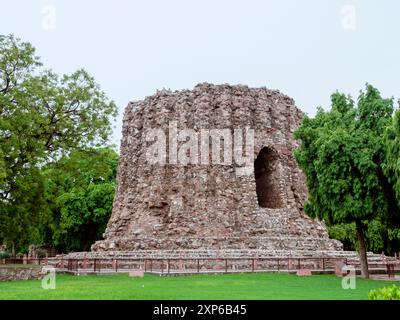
left=35, top=248, right=47, bottom=259
left=0, top=251, right=10, bottom=259
left=368, top=285, right=400, bottom=300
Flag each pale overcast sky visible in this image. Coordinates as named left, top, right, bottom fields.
left=1, top=0, right=399, bottom=147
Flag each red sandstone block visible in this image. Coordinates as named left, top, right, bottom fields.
left=129, top=271, right=144, bottom=277
left=334, top=262, right=347, bottom=277
left=296, top=269, right=312, bottom=276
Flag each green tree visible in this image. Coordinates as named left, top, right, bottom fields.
left=0, top=34, right=117, bottom=252
left=294, top=84, right=399, bottom=278
left=328, top=220, right=398, bottom=255
left=384, top=108, right=400, bottom=207
left=383, top=108, right=400, bottom=248
left=41, top=148, right=118, bottom=252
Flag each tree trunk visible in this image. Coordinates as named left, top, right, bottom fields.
left=11, top=241, right=15, bottom=258
left=356, top=221, right=369, bottom=279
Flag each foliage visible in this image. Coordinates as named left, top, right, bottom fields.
left=368, top=285, right=400, bottom=300
left=0, top=34, right=117, bottom=251
left=295, top=85, right=394, bottom=225
left=41, top=148, right=118, bottom=252
left=384, top=109, right=400, bottom=211
left=35, top=248, right=47, bottom=259
left=328, top=223, right=356, bottom=251
left=0, top=251, right=10, bottom=259
left=321, top=90, right=400, bottom=257
left=294, top=84, right=400, bottom=276
left=328, top=220, right=399, bottom=255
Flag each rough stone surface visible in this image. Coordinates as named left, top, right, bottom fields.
left=92, top=83, right=342, bottom=252
left=0, top=267, right=44, bottom=281
left=297, top=269, right=312, bottom=276
left=56, top=250, right=380, bottom=260
left=49, top=250, right=389, bottom=273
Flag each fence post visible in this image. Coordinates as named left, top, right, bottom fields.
left=277, top=258, right=280, bottom=271
left=161, top=260, right=164, bottom=274
left=167, top=259, right=170, bottom=274
left=297, top=258, right=300, bottom=270
left=252, top=258, right=255, bottom=272
left=322, top=257, right=325, bottom=271
left=94, top=259, right=97, bottom=272
left=197, top=259, right=200, bottom=273
left=150, top=259, right=153, bottom=272
left=144, top=259, right=147, bottom=272
left=225, top=259, right=228, bottom=273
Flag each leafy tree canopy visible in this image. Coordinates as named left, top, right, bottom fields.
left=41, top=148, right=118, bottom=252
left=294, top=84, right=400, bottom=277
left=0, top=34, right=117, bottom=251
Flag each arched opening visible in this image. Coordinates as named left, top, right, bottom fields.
left=254, top=147, right=283, bottom=208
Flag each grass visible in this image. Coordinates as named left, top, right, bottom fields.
left=0, top=272, right=397, bottom=300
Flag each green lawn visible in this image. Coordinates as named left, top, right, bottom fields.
left=0, top=273, right=397, bottom=300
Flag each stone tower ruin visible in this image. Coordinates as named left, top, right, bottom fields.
left=92, top=83, right=342, bottom=252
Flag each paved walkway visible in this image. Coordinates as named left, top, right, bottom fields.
left=370, top=274, right=400, bottom=281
